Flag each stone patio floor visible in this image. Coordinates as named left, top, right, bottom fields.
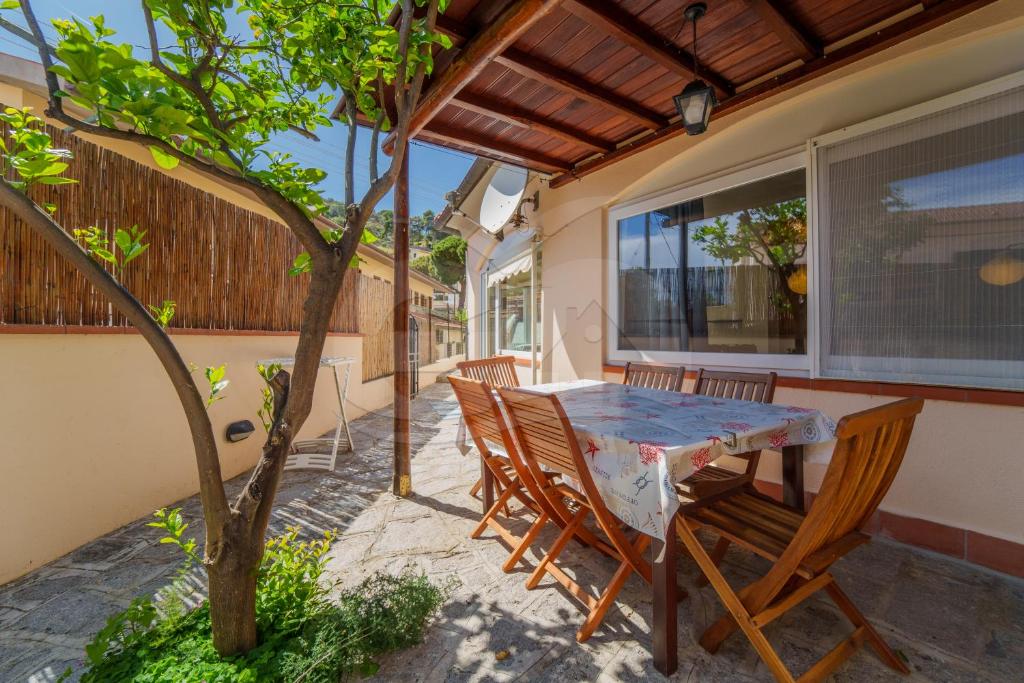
left=2, top=381, right=1022, bottom=682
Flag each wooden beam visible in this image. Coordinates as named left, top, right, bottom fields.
left=434, top=14, right=668, bottom=130
left=495, top=49, right=668, bottom=129
left=745, top=0, right=821, bottom=62
left=419, top=122, right=574, bottom=173
left=563, top=0, right=733, bottom=95
left=548, top=0, right=999, bottom=189
left=392, top=149, right=411, bottom=497
left=389, top=0, right=561, bottom=152
left=452, top=91, right=614, bottom=152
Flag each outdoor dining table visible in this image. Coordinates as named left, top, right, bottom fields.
left=462, top=379, right=837, bottom=676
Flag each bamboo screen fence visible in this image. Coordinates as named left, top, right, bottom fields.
left=0, top=120, right=365, bottom=332
left=0, top=119, right=460, bottom=384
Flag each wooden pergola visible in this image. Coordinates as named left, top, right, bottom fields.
left=373, top=0, right=996, bottom=496
left=367, top=1, right=998, bottom=670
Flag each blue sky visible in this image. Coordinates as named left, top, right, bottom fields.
left=0, top=0, right=474, bottom=215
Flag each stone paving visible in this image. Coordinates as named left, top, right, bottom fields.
left=1, top=381, right=1022, bottom=682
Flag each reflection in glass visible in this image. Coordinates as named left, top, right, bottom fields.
left=818, top=85, right=1024, bottom=389
left=617, top=169, right=807, bottom=354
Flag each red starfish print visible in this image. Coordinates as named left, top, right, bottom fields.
left=768, top=430, right=790, bottom=448
left=584, top=438, right=600, bottom=458
left=705, top=435, right=722, bottom=445
left=637, top=442, right=666, bottom=466
left=690, top=447, right=712, bottom=470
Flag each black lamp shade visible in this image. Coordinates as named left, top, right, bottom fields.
left=673, top=79, right=717, bottom=136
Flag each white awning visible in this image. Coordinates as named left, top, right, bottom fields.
left=485, top=228, right=535, bottom=287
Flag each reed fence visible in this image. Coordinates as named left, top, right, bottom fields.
left=0, top=119, right=360, bottom=332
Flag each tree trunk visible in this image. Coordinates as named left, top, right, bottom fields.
left=207, top=530, right=260, bottom=656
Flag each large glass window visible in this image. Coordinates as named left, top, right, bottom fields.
left=816, top=84, right=1024, bottom=390
left=616, top=169, right=807, bottom=355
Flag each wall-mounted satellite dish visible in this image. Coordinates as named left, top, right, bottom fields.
left=479, top=165, right=527, bottom=234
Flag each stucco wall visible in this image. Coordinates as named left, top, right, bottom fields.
left=0, top=332, right=393, bottom=584
left=462, top=4, right=1024, bottom=545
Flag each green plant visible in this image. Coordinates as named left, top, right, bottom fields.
left=71, top=225, right=149, bottom=277
left=79, top=511, right=451, bottom=682
left=203, top=365, right=229, bottom=407
left=147, top=300, right=176, bottom=329
left=256, top=362, right=284, bottom=432
left=0, top=105, right=74, bottom=207
left=430, top=235, right=467, bottom=287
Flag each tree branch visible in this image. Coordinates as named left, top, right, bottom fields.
left=0, top=178, right=231, bottom=533
left=344, top=97, right=356, bottom=208
left=0, top=15, right=56, bottom=58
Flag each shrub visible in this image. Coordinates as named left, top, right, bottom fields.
left=75, top=510, right=451, bottom=682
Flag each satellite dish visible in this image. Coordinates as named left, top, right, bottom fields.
left=479, top=165, right=527, bottom=234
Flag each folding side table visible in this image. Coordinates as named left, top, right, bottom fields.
left=257, top=356, right=355, bottom=471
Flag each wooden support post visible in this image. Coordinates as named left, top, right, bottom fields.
left=393, top=150, right=412, bottom=497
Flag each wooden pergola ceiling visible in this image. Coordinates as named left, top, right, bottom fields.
left=368, top=0, right=999, bottom=188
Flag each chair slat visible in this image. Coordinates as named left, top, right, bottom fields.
left=457, top=356, right=520, bottom=388
left=622, top=362, right=686, bottom=392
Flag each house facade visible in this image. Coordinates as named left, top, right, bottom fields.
left=441, top=3, right=1024, bottom=577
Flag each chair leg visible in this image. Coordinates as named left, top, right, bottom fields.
left=695, top=536, right=731, bottom=587
left=471, top=477, right=520, bottom=540
left=527, top=507, right=586, bottom=590
left=577, top=534, right=652, bottom=643
left=502, top=512, right=549, bottom=573
left=825, top=582, right=910, bottom=675
left=676, top=518, right=794, bottom=682
left=469, top=477, right=482, bottom=498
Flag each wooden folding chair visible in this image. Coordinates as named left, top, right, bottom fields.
left=457, top=357, right=520, bottom=499
left=449, top=375, right=561, bottom=572
left=677, top=369, right=779, bottom=502
left=499, top=386, right=653, bottom=643
left=676, top=397, right=924, bottom=682
left=622, top=361, right=686, bottom=392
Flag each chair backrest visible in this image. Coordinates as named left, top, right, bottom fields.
left=449, top=376, right=560, bottom=522
left=623, top=362, right=686, bottom=392
left=498, top=387, right=651, bottom=578
left=693, top=369, right=777, bottom=403
left=762, top=397, right=924, bottom=599
left=458, top=356, right=520, bottom=388
left=449, top=375, right=511, bottom=453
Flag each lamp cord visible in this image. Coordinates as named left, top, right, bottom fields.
left=692, top=15, right=699, bottom=79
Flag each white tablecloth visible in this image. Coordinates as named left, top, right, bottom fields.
left=458, top=380, right=836, bottom=541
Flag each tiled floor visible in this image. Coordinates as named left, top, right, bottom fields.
left=1, top=382, right=1021, bottom=682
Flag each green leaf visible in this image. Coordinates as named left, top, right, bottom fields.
left=288, top=252, right=312, bottom=276
left=148, top=145, right=180, bottom=170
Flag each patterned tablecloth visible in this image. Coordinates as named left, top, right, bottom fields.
left=461, top=380, right=836, bottom=542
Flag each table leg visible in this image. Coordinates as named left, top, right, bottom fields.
left=480, top=454, right=495, bottom=515
left=781, top=444, right=805, bottom=511
left=652, top=535, right=678, bottom=676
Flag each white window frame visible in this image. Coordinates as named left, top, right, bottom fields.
left=808, top=70, right=1024, bottom=386
left=606, top=151, right=810, bottom=373
left=480, top=241, right=541, bottom=362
